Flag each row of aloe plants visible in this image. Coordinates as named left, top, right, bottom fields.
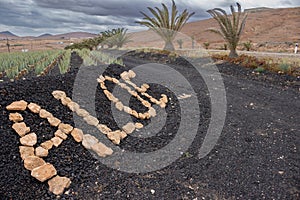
left=0, top=50, right=71, bottom=80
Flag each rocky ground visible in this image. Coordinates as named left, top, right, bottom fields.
left=0, top=52, right=299, bottom=199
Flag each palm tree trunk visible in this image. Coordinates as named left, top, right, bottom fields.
left=229, top=47, right=238, bottom=58
left=164, top=40, right=175, bottom=51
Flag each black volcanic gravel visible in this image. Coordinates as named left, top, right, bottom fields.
left=0, top=52, right=299, bottom=199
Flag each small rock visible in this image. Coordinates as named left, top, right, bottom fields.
left=112, top=78, right=119, bottom=84
left=82, top=134, right=98, bottom=149
left=107, top=131, right=121, bottom=144
left=138, top=113, right=146, bottom=120
left=97, top=124, right=111, bottom=135
left=120, top=71, right=130, bottom=80
left=52, top=90, right=66, bottom=100
left=40, top=140, right=53, bottom=150
left=159, top=102, right=166, bottom=108
left=51, top=137, right=63, bottom=147
left=67, top=101, right=80, bottom=112
left=91, top=142, right=113, bottom=157
left=131, top=110, right=139, bottom=118
left=58, top=123, right=73, bottom=134
left=150, top=189, right=155, bottom=194
left=148, top=107, right=156, bottom=117
left=54, top=130, right=68, bottom=140
left=19, top=146, right=34, bottom=160
left=61, top=97, right=72, bottom=106
left=160, top=94, right=168, bottom=103
left=142, top=100, right=151, bottom=108
left=48, top=176, right=71, bottom=195
left=24, top=156, right=46, bottom=170
left=9, top=113, right=23, bottom=122
left=115, top=101, right=124, bottom=111
left=71, top=128, right=83, bottom=142
left=142, top=83, right=150, bottom=89
left=100, top=82, right=107, bottom=90
left=31, top=163, right=57, bottom=182
left=27, top=103, right=41, bottom=113
left=35, top=146, right=49, bottom=157
left=128, top=70, right=136, bottom=78
left=76, top=108, right=90, bottom=117
left=83, top=115, right=99, bottom=126
left=122, top=123, right=135, bottom=134
left=129, top=90, right=138, bottom=97
left=20, top=133, right=37, bottom=146
left=98, top=75, right=105, bottom=82
left=39, top=109, right=53, bottom=119
left=123, top=106, right=132, bottom=114
left=135, top=123, right=144, bottom=129
left=47, top=117, right=61, bottom=127
left=144, top=112, right=151, bottom=119
left=6, top=100, right=28, bottom=111
left=12, top=122, right=30, bottom=137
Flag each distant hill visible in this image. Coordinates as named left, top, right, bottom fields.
left=0, top=31, right=19, bottom=39
left=37, top=33, right=53, bottom=38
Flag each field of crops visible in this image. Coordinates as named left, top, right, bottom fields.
left=0, top=50, right=72, bottom=80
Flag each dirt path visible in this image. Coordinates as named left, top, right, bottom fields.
left=0, top=53, right=299, bottom=199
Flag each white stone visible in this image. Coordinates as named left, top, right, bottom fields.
left=122, top=123, right=135, bottom=134
left=27, top=103, right=41, bottom=113
left=54, top=130, right=68, bottom=140
left=83, top=115, right=99, bottom=126
left=19, top=146, right=35, bottom=160
left=39, top=109, right=53, bottom=119
left=58, top=123, right=73, bottom=134
left=40, top=140, right=53, bottom=150
left=35, top=147, right=49, bottom=157
left=52, top=90, right=66, bottom=100
left=82, top=134, right=98, bottom=149
left=47, top=117, right=61, bottom=127
left=24, top=156, right=46, bottom=171
left=91, top=142, right=113, bottom=157
left=51, top=137, right=63, bottom=147
left=71, top=128, right=83, bottom=142
left=48, top=176, right=71, bottom=195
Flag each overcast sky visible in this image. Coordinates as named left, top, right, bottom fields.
left=0, top=0, right=299, bottom=36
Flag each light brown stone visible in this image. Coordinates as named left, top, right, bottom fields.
left=39, top=109, right=53, bottom=119
left=91, top=142, right=113, bottom=157
left=51, top=137, right=63, bottom=147
left=123, top=106, right=132, bottom=114
left=40, top=140, right=53, bottom=150
left=52, top=90, right=66, bottom=100
left=61, top=97, right=72, bottom=106
left=20, top=133, right=37, bottom=146
left=160, top=94, right=168, bottom=103
left=100, top=82, right=107, bottom=90
left=104, top=76, right=113, bottom=81
left=119, top=83, right=127, bottom=89
left=6, top=100, right=28, bottom=111
left=159, top=102, right=166, bottom=108
left=135, top=122, right=144, bottom=129
left=107, top=131, right=121, bottom=144
left=138, top=113, right=146, bottom=120
left=27, top=103, right=41, bottom=113
left=47, top=117, right=61, bottom=127
left=122, top=123, right=135, bottom=134
left=83, top=115, right=99, bottom=126
left=48, top=176, right=71, bottom=195
left=115, top=101, right=124, bottom=111
left=24, top=156, right=46, bottom=170
left=71, top=128, right=83, bottom=142
left=129, top=91, right=138, bottom=97
left=128, top=70, right=136, bottom=78
left=31, top=163, right=57, bottom=182
left=112, top=78, right=119, bottom=84
left=9, top=113, right=23, bottom=122
left=67, top=101, right=80, bottom=112
left=98, top=75, right=105, bottom=82
left=142, top=100, right=151, bottom=108
left=19, top=146, right=35, bottom=160
left=142, top=83, right=150, bottom=89
left=12, top=122, right=30, bottom=137
left=54, top=130, right=68, bottom=140
left=103, top=90, right=115, bottom=102
left=150, top=98, right=159, bottom=104
left=35, top=147, right=49, bottom=157
left=76, top=108, right=89, bottom=117
left=120, top=71, right=129, bottom=80
left=131, top=110, right=139, bottom=118
left=97, top=124, right=111, bottom=135
left=58, top=123, right=73, bottom=134
left=82, top=134, right=98, bottom=149
left=148, top=107, right=156, bottom=117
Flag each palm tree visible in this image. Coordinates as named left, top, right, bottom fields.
left=207, top=3, right=248, bottom=58
left=101, top=28, right=131, bottom=48
left=136, top=0, right=194, bottom=51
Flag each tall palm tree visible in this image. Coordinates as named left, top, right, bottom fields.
left=207, top=3, right=248, bottom=58
left=101, top=28, right=131, bottom=48
left=136, top=0, right=194, bottom=51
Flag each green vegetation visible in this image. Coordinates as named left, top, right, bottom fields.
left=243, top=41, right=252, bottom=51
left=100, top=28, right=131, bottom=48
left=207, top=3, right=248, bottom=58
left=136, top=0, right=194, bottom=51
left=0, top=50, right=68, bottom=79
